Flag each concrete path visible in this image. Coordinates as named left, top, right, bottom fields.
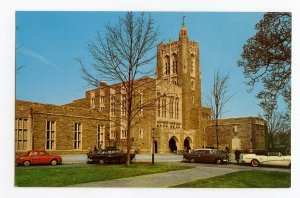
left=70, top=164, right=239, bottom=187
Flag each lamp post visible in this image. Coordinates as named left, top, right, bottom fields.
left=151, top=128, right=155, bottom=165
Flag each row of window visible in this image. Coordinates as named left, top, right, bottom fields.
left=15, top=119, right=144, bottom=151
left=157, top=122, right=181, bottom=129
left=164, top=54, right=196, bottom=76
left=157, top=94, right=180, bottom=119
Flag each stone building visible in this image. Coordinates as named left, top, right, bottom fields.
left=205, top=117, right=266, bottom=151
left=15, top=21, right=266, bottom=154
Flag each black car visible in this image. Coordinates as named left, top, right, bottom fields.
left=183, top=148, right=227, bottom=164
left=87, top=147, right=135, bottom=164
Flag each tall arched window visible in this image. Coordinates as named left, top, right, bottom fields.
left=175, top=97, right=179, bottom=119
left=162, top=95, right=167, bottom=118
left=190, top=54, right=195, bottom=76
left=169, top=97, right=174, bottom=119
left=157, top=93, right=161, bottom=117
left=171, top=53, right=177, bottom=74
left=164, top=56, right=170, bottom=75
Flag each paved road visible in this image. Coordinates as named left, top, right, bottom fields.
left=61, top=153, right=185, bottom=164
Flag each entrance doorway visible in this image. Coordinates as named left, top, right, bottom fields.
left=169, top=137, right=178, bottom=153
left=184, top=137, right=192, bottom=153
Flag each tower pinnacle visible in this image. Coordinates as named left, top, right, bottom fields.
left=182, top=15, right=186, bottom=26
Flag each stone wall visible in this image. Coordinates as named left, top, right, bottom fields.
left=205, top=117, right=266, bottom=152
left=16, top=100, right=108, bottom=154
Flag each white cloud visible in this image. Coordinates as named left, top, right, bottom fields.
left=19, top=47, right=61, bottom=70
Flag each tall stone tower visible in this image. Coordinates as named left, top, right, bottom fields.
left=156, top=18, right=201, bottom=130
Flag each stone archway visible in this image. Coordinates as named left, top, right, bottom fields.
left=169, top=136, right=178, bottom=153
left=184, top=137, right=192, bottom=153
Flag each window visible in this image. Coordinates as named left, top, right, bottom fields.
left=74, top=123, right=82, bottom=150
left=192, top=96, right=195, bottom=103
left=110, top=130, right=116, bottom=139
left=100, top=96, right=105, bottom=104
left=90, top=91, right=95, bottom=108
left=15, top=118, right=28, bottom=151
left=139, top=93, right=143, bottom=115
left=191, top=79, right=195, bottom=90
left=157, top=93, right=161, bottom=117
left=91, top=98, right=95, bottom=108
left=121, top=130, right=127, bottom=139
left=46, top=121, right=55, bottom=150
left=175, top=98, right=179, bottom=119
left=121, top=94, right=126, bottom=116
left=111, top=96, right=116, bottom=117
left=100, top=96, right=105, bottom=111
left=162, top=96, right=167, bottom=118
left=169, top=97, right=174, bottom=119
left=97, top=125, right=105, bottom=149
left=171, top=54, right=178, bottom=74
left=165, top=56, right=170, bottom=75
left=190, top=54, right=195, bottom=76
left=139, top=129, right=143, bottom=138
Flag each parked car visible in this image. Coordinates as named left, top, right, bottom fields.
left=183, top=148, right=227, bottom=164
left=87, top=147, right=135, bottom=164
left=16, top=149, right=62, bottom=167
left=242, top=151, right=291, bottom=167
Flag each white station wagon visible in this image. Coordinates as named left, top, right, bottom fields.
left=242, top=151, right=291, bottom=167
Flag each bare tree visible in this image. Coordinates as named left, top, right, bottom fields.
left=205, top=71, right=232, bottom=150
left=77, top=12, right=159, bottom=166
left=260, top=111, right=290, bottom=152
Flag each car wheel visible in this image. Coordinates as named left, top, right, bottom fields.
left=23, top=160, right=30, bottom=167
left=251, top=159, right=259, bottom=167
left=99, top=159, right=105, bottom=164
left=51, top=159, right=58, bottom=166
left=216, top=159, right=222, bottom=165
left=191, top=159, right=195, bottom=163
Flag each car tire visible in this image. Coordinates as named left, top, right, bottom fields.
left=23, top=160, right=30, bottom=167
left=251, top=159, right=259, bottom=167
left=216, top=159, right=222, bottom=165
left=190, top=159, right=195, bottom=163
left=51, top=159, right=58, bottom=166
left=99, top=159, right=105, bottom=164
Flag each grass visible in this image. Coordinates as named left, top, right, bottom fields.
left=172, top=170, right=291, bottom=188
left=15, top=163, right=193, bottom=187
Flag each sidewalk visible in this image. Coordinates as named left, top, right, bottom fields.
left=70, top=164, right=239, bottom=187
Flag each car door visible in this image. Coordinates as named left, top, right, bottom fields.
left=192, top=150, right=201, bottom=162
left=30, top=151, right=40, bottom=164
left=261, top=152, right=278, bottom=166
left=39, top=151, right=51, bottom=164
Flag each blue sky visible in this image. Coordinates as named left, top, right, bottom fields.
left=16, top=11, right=273, bottom=118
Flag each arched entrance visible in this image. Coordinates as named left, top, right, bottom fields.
left=184, top=137, right=192, bottom=153
left=169, top=136, right=178, bottom=153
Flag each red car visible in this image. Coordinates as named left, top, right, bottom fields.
left=16, top=149, right=62, bottom=167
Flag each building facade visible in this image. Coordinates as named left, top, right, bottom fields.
left=15, top=22, right=266, bottom=154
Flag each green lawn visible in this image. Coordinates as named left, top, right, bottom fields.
left=15, top=163, right=193, bottom=187
left=172, top=170, right=291, bottom=188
